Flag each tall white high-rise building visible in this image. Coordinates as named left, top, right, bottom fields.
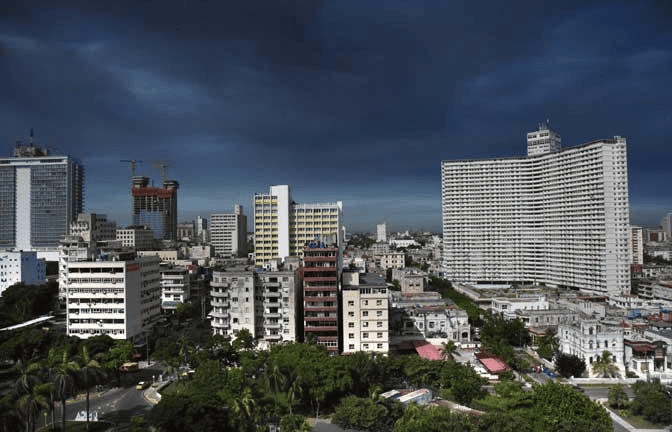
left=441, top=123, right=630, bottom=296
left=211, top=205, right=247, bottom=257
left=377, top=223, right=387, bottom=243
left=254, top=185, right=342, bottom=265
left=0, top=133, right=84, bottom=260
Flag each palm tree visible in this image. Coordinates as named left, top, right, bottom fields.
left=441, top=340, right=457, bottom=361
left=592, top=350, right=618, bottom=378
left=286, top=378, right=302, bottom=416
left=14, top=360, right=47, bottom=432
left=265, top=363, right=287, bottom=415
left=51, top=349, right=79, bottom=432
left=231, top=387, right=257, bottom=431
left=78, top=345, right=105, bottom=431
left=176, top=335, right=194, bottom=369
left=17, top=382, right=50, bottom=432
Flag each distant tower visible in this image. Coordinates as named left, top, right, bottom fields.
left=131, top=176, right=179, bottom=241
left=526, top=119, right=561, bottom=156
left=0, top=131, right=84, bottom=253
left=377, top=222, right=387, bottom=243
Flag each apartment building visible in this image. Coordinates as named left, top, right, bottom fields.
left=0, top=251, right=46, bottom=295
left=302, top=243, right=340, bottom=354
left=253, top=185, right=342, bottom=265
left=116, top=226, right=154, bottom=250
left=441, top=122, right=630, bottom=296
left=209, top=260, right=301, bottom=346
left=64, top=253, right=161, bottom=341
left=210, top=267, right=259, bottom=337
left=257, top=261, right=301, bottom=347
left=342, top=273, right=389, bottom=354
left=0, top=134, right=84, bottom=260
left=378, top=252, right=405, bottom=270
left=211, top=205, right=247, bottom=257
left=395, top=305, right=471, bottom=344
left=159, top=264, right=191, bottom=312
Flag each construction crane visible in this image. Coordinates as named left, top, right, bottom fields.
left=152, top=160, right=170, bottom=182
left=120, top=159, right=144, bottom=177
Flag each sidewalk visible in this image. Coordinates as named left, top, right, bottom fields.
left=143, top=380, right=170, bottom=405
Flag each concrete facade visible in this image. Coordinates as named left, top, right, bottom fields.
left=65, top=254, right=161, bottom=341
left=343, top=273, right=389, bottom=354
left=0, top=251, right=46, bottom=295
left=442, top=124, right=630, bottom=296
left=211, top=205, right=247, bottom=257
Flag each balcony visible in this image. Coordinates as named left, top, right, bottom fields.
left=303, top=256, right=337, bottom=262
left=210, top=300, right=229, bottom=308
left=264, top=291, right=281, bottom=298
left=264, top=312, right=282, bottom=319
left=304, top=326, right=337, bottom=332
left=209, top=310, right=228, bottom=318
left=265, top=333, right=282, bottom=340
left=303, top=276, right=337, bottom=283
left=263, top=301, right=281, bottom=308
left=265, top=323, right=282, bottom=329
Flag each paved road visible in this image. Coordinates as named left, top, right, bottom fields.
left=36, top=361, right=169, bottom=430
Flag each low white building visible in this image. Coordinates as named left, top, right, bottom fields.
left=389, top=239, right=419, bottom=248
left=378, top=252, right=405, bottom=270
left=65, top=253, right=161, bottom=341
left=558, top=320, right=625, bottom=376
left=0, top=251, right=46, bottom=295
left=490, top=296, right=549, bottom=320
left=396, top=305, right=470, bottom=344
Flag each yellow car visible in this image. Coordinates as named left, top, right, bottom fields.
left=135, top=381, right=149, bottom=391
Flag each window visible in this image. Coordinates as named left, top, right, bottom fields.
left=377, top=311, right=383, bottom=317
left=364, top=300, right=369, bottom=305
left=349, top=333, right=354, bottom=339
left=377, top=332, right=383, bottom=338
left=349, top=344, right=355, bottom=350
left=376, top=300, right=382, bottom=306
left=377, top=322, right=383, bottom=328
left=363, top=332, right=369, bottom=339
left=348, top=312, right=354, bottom=317
left=348, top=300, right=354, bottom=307
left=363, top=344, right=369, bottom=350
left=348, top=322, right=354, bottom=328
left=377, top=343, right=383, bottom=349
left=363, top=322, right=369, bottom=328
left=362, top=311, right=368, bottom=317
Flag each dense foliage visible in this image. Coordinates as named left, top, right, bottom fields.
left=554, top=352, right=586, bottom=378
left=429, top=277, right=486, bottom=325
left=479, top=314, right=530, bottom=370
left=0, top=281, right=59, bottom=327
left=630, top=380, right=672, bottom=424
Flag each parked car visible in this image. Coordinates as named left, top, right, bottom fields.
left=135, top=381, right=149, bottom=391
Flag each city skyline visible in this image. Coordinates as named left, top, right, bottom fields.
left=1, top=1, right=671, bottom=232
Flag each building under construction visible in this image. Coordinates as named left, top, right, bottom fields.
left=131, top=176, right=179, bottom=241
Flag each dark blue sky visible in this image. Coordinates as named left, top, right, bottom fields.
left=1, top=0, right=670, bottom=233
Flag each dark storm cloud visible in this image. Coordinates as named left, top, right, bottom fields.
left=1, top=0, right=671, bottom=230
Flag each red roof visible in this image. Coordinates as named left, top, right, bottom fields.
left=480, top=358, right=509, bottom=374
left=413, top=340, right=442, bottom=361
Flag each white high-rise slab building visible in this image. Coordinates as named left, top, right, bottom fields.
left=0, top=134, right=84, bottom=260
left=441, top=122, right=630, bottom=297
